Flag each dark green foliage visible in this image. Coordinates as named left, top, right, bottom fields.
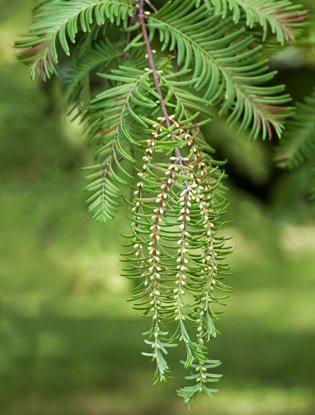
left=149, top=0, right=293, bottom=140
left=16, top=0, right=307, bottom=404
left=311, top=167, right=315, bottom=207
left=65, top=29, right=123, bottom=101
left=275, top=86, right=315, bottom=213
left=276, top=86, right=315, bottom=169
left=15, top=0, right=133, bottom=80
left=197, top=0, right=306, bottom=44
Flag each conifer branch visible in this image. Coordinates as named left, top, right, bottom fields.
left=197, top=0, right=307, bottom=44
left=16, top=0, right=307, bottom=405
left=138, top=0, right=186, bottom=167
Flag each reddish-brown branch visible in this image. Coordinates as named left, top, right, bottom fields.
left=137, top=0, right=185, bottom=166
left=124, top=12, right=138, bottom=59
left=144, top=0, right=157, bottom=12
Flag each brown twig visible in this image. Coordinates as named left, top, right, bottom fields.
left=144, top=0, right=157, bottom=12
left=137, top=0, right=186, bottom=167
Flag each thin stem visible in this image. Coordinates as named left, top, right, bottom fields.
left=144, top=0, right=157, bottom=12
left=124, top=12, right=137, bottom=59
left=137, top=0, right=184, bottom=166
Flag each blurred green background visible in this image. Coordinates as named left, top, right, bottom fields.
left=1, top=1, right=315, bottom=414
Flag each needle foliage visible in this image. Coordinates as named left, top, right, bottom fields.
left=16, top=0, right=306, bottom=404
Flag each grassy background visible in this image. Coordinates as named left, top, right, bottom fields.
left=1, top=1, right=315, bottom=414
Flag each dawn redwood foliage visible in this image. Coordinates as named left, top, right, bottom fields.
left=16, top=0, right=307, bottom=404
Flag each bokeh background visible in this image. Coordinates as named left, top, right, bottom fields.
left=1, top=1, right=315, bottom=414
